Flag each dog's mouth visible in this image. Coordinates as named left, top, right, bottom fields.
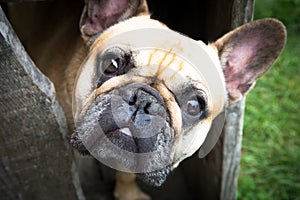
left=71, top=83, right=175, bottom=186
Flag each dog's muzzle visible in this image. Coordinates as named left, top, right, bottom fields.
left=71, top=83, right=175, bottom=186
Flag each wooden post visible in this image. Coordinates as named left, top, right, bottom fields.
left=221, top=1, right=254, bottom=199
left=0, top=7, right=84, bottom=200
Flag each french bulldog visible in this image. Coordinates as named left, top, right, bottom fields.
left=8, top=0, right=286, bottom=199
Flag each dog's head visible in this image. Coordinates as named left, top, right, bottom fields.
left=71, top=0, right=286, bottom=186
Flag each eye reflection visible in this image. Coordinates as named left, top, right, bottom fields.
left=102, top=57, right=121, bottom=75
left=183, top=98, right=201, bottom=116
left=181, top=94, right=206, bottom=119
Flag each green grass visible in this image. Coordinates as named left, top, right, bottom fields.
left=238, top=1, right=300, bottom=199
left=237, top=16, right=300, bottom=200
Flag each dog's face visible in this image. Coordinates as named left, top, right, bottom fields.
left=71, top=0, right=286, bottom=186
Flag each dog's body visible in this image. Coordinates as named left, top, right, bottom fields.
left=8, top=0, right=286, bottom=199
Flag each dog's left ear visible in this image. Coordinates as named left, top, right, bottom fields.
left=80, top=0, right=149, bottom=42
left=210, top=19, right=286, bottom=104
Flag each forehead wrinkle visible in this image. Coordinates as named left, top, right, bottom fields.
left=165, top=60, right=184, bottom=82
left=156, top=49, right=177, bottom=78
left=164, top=50, right=176, bottom=67
left=156, top=54, right=186, bottom=83
left=145, top=49, right=178, bottom=77
left=147, top=48, right=158, bottom=66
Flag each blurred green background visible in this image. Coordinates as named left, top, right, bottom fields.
left=238, top=0, right=300, bottom=199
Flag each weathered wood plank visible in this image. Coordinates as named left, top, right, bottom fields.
left=221, top=99, right=246, bottom=200
left=220, top=1, right=254, bottom=199
left=0, top=7, right=84, bottom=200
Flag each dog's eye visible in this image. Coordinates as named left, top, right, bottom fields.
left=102, top=57, right=121, bottom=74
left=183, top=99, right=201, bottom=116
left=182, top=95, right=206, bottom=118
left=100, top=52, right=125, bottom=75
left=98, top=47, right=132, bottom=76
left=96, top=47, right=133, bottom=88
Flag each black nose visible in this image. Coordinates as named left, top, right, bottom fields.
left=115, top=83, right=168, bottom=137
left=128, top=86, right=165, bottom=127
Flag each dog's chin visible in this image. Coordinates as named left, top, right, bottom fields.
left=71, top=83, right=176, bottom=186
left=71, top=126, right=172, bottom=186
left=136, top=166, right=171, bottom=187
left=107, top=128, right=172, bottom=186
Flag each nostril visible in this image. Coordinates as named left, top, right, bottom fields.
left=128, top=93, right=137, bottom=105
left=144, top=102, right=151, bottom=114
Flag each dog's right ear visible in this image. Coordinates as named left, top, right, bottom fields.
left=79, top=0, right=148, bottom=43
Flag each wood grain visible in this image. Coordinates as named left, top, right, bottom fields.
left=0, top=7, right=84, bottom=200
